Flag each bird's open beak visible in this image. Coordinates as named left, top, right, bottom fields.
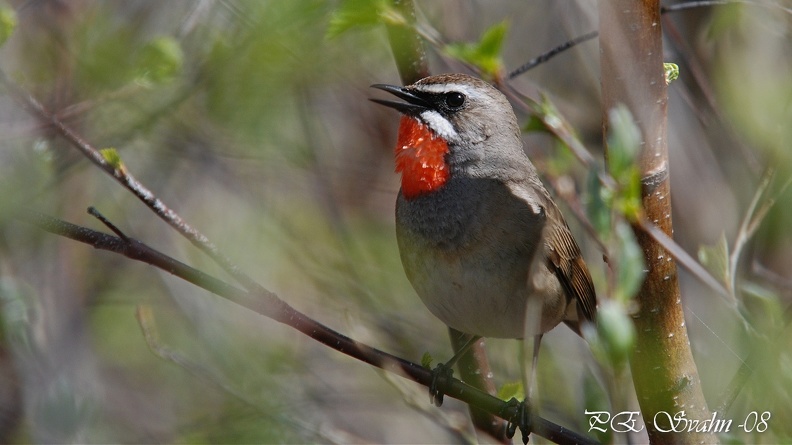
left=370, top=84, right=430, bottom=115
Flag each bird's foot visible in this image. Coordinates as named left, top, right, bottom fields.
left=429, top=362, right=454, bottom=407
left=504, top=398, right=532, bottom=444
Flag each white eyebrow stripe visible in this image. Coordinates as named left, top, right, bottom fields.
left=413, top=83, right=488, bottom=101
left=419, top=110, right=458, bottom=142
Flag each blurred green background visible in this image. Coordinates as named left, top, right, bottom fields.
left=0, top=1, right=790, bottom=443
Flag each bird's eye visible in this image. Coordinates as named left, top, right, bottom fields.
left=444, top=92, right=465, bottom=109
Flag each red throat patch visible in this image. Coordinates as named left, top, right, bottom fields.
left=394, top=116, right=450, bottom=199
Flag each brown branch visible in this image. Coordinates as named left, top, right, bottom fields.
left=15, top=208, right=597, bottom=445
left=598, top=1, right=715, bottom=443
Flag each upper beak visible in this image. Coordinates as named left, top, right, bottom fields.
left=370, top=84, right=430, bottom=115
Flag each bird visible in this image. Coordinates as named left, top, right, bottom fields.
left=371, top=73, right=596, bottom=442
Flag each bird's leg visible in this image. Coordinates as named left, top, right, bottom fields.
left=429, top=334, right=481, bottom=406
left=527, top=334, right=542, bottom=400
left=506, top=334, right=542, bottom=443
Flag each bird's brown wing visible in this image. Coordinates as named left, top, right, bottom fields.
left=545, top=218, right=597, bottom=324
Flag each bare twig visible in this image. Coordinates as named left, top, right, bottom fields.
left=730, top=171, right=792, bottom=295
left=15, top=208, right=598, bottom=445
left=0, top=69, right=263, bottom=296
left=136, top=304, right=250, bottom=402
left=508, top=31, right=599, bottom=80
left=715, top=299, right=792, bottom=414
left=661, top=0, right=792, bottom=15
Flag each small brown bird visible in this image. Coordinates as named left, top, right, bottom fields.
left=372, top=73, right=596, bottom=441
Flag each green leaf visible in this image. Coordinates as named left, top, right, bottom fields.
left=420, top=351, right=433, bottom=369
left=326, top=0, right=390, bottom=39
left=445, top=21, right=509, bottom=78
left=697, top=232, right=730, bottom=287
left=664, top=62, right=679, bottom=85
left=587, top=169, right=612, bottom=241
left=740, top=282, right=783, bottom=331
left=135, top=36, right=183, bottom=84
left=594, top=300, right=636, bottom=369
left=0, top=4, right=16, bottom=47
left=607, top=105, right=643, bottom=220
left=706, top=3, right=742, bottom=40
left=0, top=279, right=33, bottom=354
left=497, top=380, right=524, bottom=401
left=522, top=115, right=547, bottom=133
left=607, top=105, right=640, bottom=180
left=583, top=372, right=612, bottom=444
left=613, top=221, right=645, bottom=303
left=100, top=147, right=124, bottom=171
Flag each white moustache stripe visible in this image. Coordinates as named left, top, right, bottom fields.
left=419, top=110, right=458, bottom=143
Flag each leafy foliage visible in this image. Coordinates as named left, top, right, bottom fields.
left=135, top=37, right=183, bottom=85
left=326, top=0, right=391, bottom=38
left=497, top=380, right=524, bottom=402
left=606, top=105, right=642, bottom=221
left=698, top=232, right=730, bottom=288
left=0, top=4, right=15, bottom=47
left=445, top=21, right=509, bottom=79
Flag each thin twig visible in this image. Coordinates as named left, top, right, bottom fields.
left=715, top=300, right=792, bottom=414
left=508, top=31, right=599, bottom=80
left=729, top=170, right=773, bottom=295
left=136, top=305, right=250, bottom=402
left=0, top=68, right=261, bottom=295
left=15, top=209, right=598, bottom=445
left=88, top=206, right=130, bottom=241
left=661, top=0, right=792, bottom=15
left=730, top=172, right=792, bottom=295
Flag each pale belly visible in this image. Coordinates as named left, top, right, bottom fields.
left=397, top=223, right=569, bottom=339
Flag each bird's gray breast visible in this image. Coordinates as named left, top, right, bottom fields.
left=395, top=176, right=547, bottom=338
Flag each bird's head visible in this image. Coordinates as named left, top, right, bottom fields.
left=371, top=73, right=522, bottom=199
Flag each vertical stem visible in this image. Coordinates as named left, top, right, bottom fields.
left=449, top=329, right=509, bottom=443
left=598, top=1, right=716, bottom=443
left=385, top=0, right=429, bottom=85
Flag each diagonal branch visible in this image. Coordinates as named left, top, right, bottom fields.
left=0, top=69, right=260, bottom=295
left=15, top=208, right=598, bottom=445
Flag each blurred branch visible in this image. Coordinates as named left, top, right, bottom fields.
left=385, top=0, right=428, bottom=84
left=136, top=304, right=254, bottom=405
left=715, top=297, right=792, bottom=414
left=15, top=208, right=597, bottom=445
left=136, top=304, right=345, bottom=443
left=730, top=170, right=792, bottom=296
left=661, top=0, right=792, bottom=15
